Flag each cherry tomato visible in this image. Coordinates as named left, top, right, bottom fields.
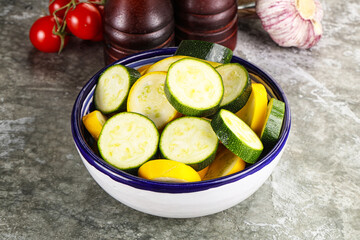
left=49, top=0, right=76, bottom=18
left=29, top=16, right=68, bottom=53
left=88, top=1, right=104, bottom=41
left=65, top=3, right=102, bottom=40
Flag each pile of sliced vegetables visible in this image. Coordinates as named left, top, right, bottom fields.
left=82, top=40, right=285, bottom=183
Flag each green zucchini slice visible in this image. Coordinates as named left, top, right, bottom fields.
left=215, top=63, right=252, bottom=113
left=211, top=109, right=263, bottom=164
left=260, top=98, right=285, bottom=151
left=165, top=58, right=224, bottom=117
left=94, top=64, right=140, bottom=114
left=159, top=117, right=219, bottom=171
left=175, top=40, right=233, bottom=64
left=98, top=112, right=159, bottom=172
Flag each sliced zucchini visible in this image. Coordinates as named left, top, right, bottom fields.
left=175, top=40, right=233, bottom=64
left=165, top=58, right=224, bottom=117
left=215, top=63, right=252, bottom=113
left=127, top=72, right=180, bottom=129
left=94, top=64, right=141, bottom=114
left=159, top=117, right=219, bottom=171
left=98, top=112, right=159, bottom=172
left=236, top=83, right=268, bottom=136
left=260, top=98, right=285, bottom=151
left=211, top=109, right=263, bottom=164
left=138, top=159, right=201, bottom=183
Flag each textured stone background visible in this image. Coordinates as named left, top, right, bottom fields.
left=1, top=0, right=359, bottom=239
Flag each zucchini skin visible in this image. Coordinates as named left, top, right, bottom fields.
left=211, top=110, right=263, bottom=164
left=260, top=98, right=285, bottom=152
left=159, top=117, right=219, bottom=171
left=159, top=151, right=217, bottom=172
left=124, top=65, right=142, bottom=85
left=97, top=112, right=159, bottom=173
left=216, top=63, right=252, bottom=113
left=164, top=84, right=221, bottom=117
left=164, top=58, right=224, bottom=117
left=94, top=64, right=141, bottom=114
left=175, top=40, right=233, bottom=64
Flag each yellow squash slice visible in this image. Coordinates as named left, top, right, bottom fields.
left=236, top=83, right=268, bottom=136
left=127, top=72, right=180, bottom=129
left=137, top=64, right=152, bottom=75
left=203, top=145, right=246, bottom=180
left=138, top=159, right=201, bottom=183
left=197, top=166, right=209, bottom=180
left=82, top=110, right=107, bottom=140
left=146, top=55, right=221, bottom=74
left=146, top=55, right=187, bottom=73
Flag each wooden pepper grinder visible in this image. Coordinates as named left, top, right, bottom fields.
left=172, top=0, right=238, bottom=50
left=103, top=0, right=175, bottom=65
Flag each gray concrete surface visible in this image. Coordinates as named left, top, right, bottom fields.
left=1, top=0, right=359, bottom=239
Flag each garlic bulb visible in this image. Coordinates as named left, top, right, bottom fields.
left=256, top=0, right=324, bottom=49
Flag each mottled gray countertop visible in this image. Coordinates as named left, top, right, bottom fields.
left=1, top=0, right=359, bottom=239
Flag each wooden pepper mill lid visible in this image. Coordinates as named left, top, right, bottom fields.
left=173, top=0, right=238, bottom=50
left=103, top=0, right=175, bottom=65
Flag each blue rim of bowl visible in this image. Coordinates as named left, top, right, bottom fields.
left=71, top=47, right=291, bottom=194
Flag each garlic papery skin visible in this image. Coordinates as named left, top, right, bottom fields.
left=256, top=0, right=324, bottom=49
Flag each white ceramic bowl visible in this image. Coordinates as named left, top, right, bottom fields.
left=71, top=47, right=291, bottom=218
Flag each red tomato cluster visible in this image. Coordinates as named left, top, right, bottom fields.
left=29, top=0, right=104, bottom=53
